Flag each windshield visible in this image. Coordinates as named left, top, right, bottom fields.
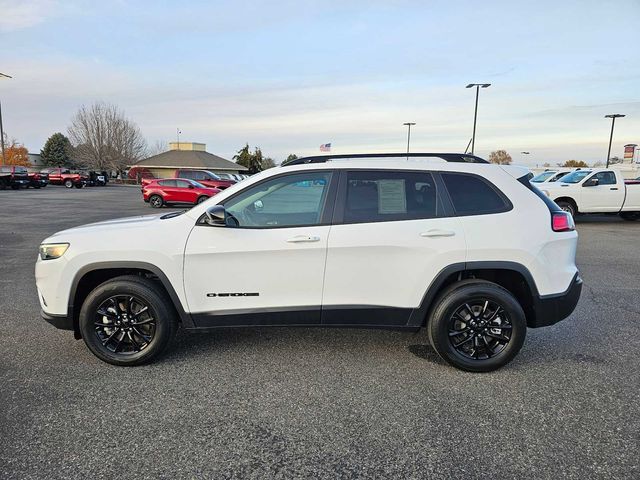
left=531, top=171, right=557, bottom=183
left=560, top=171, right=591, bottom=183
left=191, top=180, right=206, bottom=189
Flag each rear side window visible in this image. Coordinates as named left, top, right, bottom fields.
left=441, top=173, right=510, bottom=216
left=343, top=170, right=440, bottom=223
left=159, top=179, right=177, bottom=187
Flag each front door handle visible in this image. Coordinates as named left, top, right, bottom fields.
left=610, top=187, right=618, bottom=190
left=420, top=229, right=456, bottom=238
left=287, top=235, right=321, bottom=243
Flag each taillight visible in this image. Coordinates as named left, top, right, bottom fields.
left=552, top=212, right=575, bottom=232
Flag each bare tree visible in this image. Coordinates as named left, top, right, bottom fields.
left=68, top=102, right=147, bottom=175
left=147, top=139, right=168, bottom=157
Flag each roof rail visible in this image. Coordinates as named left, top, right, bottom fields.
left=282, top=152, right=489, bottom=166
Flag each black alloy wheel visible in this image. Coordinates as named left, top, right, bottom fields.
left=94, top=295, right=156, bottom=355
left=448, top=300, right=512, bottom=360
left=79, top=276, right=177, bottom=366
left=428, top=280, right=526, bottom=372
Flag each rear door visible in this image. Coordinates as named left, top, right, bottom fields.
left=580, top=171, right=625, bottom=211
left=321, top=169, right=466, bottom=326
left=158, top=179, right=178, bottom=201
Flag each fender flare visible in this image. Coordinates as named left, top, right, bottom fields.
left=68, top=261, right=194, bottom=334
left=407, top=261, right=540, bottom=327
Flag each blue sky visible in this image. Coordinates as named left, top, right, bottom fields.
left=1, top=0, right=639, bottom=165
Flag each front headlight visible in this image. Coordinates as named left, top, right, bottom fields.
left=39, top=243, right=70, bottom=260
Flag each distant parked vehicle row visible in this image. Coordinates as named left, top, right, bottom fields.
left=531, top=168, right=576, bottom=184
left=0, top=166, right=49, bottom=189
left=142, top=178, right=221, bottom=208
left=138, top=169, right=250, bottom=189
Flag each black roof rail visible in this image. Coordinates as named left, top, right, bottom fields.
left=282, top=152, right=489, bottom=166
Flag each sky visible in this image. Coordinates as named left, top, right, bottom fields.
left=1, top=0, right=639, bottom=166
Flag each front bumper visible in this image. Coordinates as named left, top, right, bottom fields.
left=530, top=273, right=582, bottom=328
left=41, top=310, right=73, bottom=330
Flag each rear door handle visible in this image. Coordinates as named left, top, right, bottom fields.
left=287, top=235, right=320, bottom=243
left=420, top=229, right=456, bottom=238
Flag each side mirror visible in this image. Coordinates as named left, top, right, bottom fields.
left=584, top=178, right=599, bottom=187
left=204, top=205, right=227, bottom=226
left=188, top=184, right=194, bottom=189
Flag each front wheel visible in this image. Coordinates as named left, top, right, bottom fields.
left=79, top=276, right=178, bottom=366
left=428, top=280, right=527, bottom=372
left=556, top=200, right=576, bottom=218
left=196, top=195, right=209, bottom=204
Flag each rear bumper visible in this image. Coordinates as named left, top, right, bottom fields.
left=530, top=272, right=582, bottom=328
left=41, top=310, right=73, bottom=331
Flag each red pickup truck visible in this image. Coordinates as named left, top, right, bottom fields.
left=41, top=168, right=87, bottom=188
left=140, top=169, right=235, bottom=190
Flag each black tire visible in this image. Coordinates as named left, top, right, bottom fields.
left=619, top=212, right=640, bottom=221
left=196, top=195, right=209, bottom=204
left=11, top=184, right=19, bottom=190
left=149, top=194, right=164, bottom=208
left=64, top=179, right=73, bottom=188
left=556, top=200, right=576, bottom=218
left=428, top=280, right=527, bottom=372
left=79, top=275, right=178, bottom=366
left=74, top=183, right=84, bottom=189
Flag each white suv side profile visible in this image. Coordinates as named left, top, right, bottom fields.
left=35, top=153, right=582, bottom=372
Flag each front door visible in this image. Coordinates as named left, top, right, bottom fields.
left=184, top=170, right=336, bottom=327
left=580, top=171, right=625, bottom=211
left=321, top=169, right=466, bottom=326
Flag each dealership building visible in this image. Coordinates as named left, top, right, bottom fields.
left=130, top=142, right=247, bottom=179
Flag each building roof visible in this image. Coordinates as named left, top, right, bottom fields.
left=133, top=150, right=248, bottom=171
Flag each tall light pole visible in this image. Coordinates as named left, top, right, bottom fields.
left=466, top=83, right=491, bottom=155
left=605, top=114, right=625, bottom=168
left=403, top=122, right=415, bottom=158
left=0, top=72, right=11, bottom=166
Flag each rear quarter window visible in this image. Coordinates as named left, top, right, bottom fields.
left=441, top=172, right=511, bottom=216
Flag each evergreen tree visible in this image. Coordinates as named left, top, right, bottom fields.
left=41, top=132, right=72, bottom=167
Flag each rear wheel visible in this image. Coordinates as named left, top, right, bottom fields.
left=428, top=280, right=527, bottom=372
left=79, top=276, right=178, bottom=366
left=149, top=194, right=164, bottom=208
left=620, top=212, right=640, bottom=221
left=64, top=179, right=73, bottom=188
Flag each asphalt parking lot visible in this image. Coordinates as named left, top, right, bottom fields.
left=1, top=184, right=639, bottom=479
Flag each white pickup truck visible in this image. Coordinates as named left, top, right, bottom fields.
left=540, top=168, right=640, bottom=220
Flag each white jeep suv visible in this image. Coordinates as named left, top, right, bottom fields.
left=35, top=153, right=582, bottom=372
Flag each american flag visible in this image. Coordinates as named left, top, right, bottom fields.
left=320, top=143, right=331, bottom=152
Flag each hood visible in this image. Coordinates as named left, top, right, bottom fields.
left=46, top=213, right=166, bottom=239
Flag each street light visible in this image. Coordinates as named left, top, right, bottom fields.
left=403, top=122, right=416, bottom=158
left=605, top=114, right=625, bottom=168
left=0, top=72, right=11, bottom=166
left=466, top=83, right=491, bottom=155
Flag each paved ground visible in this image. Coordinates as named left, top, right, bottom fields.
left=1, top=185, right=639, bottom=479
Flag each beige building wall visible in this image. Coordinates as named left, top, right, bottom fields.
left=168, top=142, right=206, bottom=151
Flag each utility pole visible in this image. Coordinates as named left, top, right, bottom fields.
left=604, top=114, right=625, bottom=168
left=403, top=122, right=415, bottom=159
left=0, top=72, right=12, bottom=166
left=465, top=83, right=491, bottom=154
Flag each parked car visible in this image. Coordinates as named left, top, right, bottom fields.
left=0, top=165, right=30, bottom=189
left=142, top=178, right=221, bottom=208
left=531, top=168, right=575, bottom=183
left=540, top=168, right=640, bottom=220
left=84, top=171, right=108, bottom=186
left=173, top=169, right=236, bottom=190
left=36, top=152, right=581, bottom=372
left=27, top=170, right=49, bottom=188
left=42, top=168, right=86, bottom=188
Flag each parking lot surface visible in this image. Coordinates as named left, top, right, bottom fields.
left=1, top=185, right=639, bottom=479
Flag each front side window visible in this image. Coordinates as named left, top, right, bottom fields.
left=224, top=172, right=332, bottom=228
left=176, top=180, right=191, bottom=188
left=343, top=170, right=439, bottom=223
left=592, top=171, right=616, bottom=185
left=442, top=172, right=510, bottom=216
